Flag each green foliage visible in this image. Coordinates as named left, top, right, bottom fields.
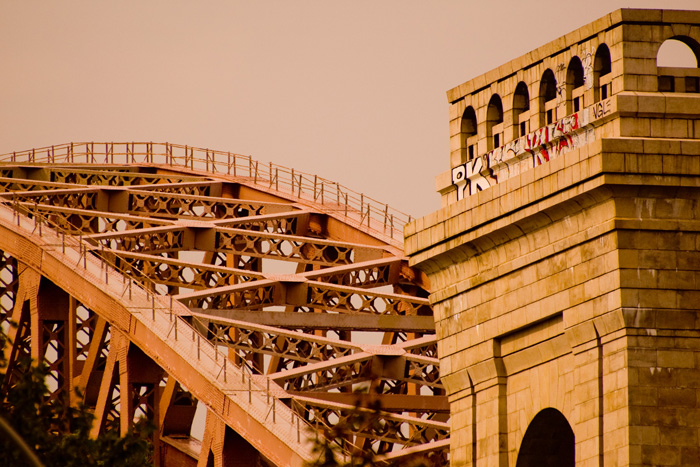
left=0, top=320, right=10, bottom=370
left=305, top=400, right=380, bottom=467
left=0, top=327, right=152, bottom=467
left=304, top=397, right=443, bottom=467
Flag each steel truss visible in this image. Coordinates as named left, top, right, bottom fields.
left=0, top=142, right=448, bottom=466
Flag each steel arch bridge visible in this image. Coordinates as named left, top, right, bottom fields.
left=0, top=142, right=449, bottom=466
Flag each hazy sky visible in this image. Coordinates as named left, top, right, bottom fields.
left=2, top=0, right=699, bottom=219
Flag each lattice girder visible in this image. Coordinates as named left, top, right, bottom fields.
left=194, top=317, right=360, bottom=365
left=49, top=166, right=203, bottom=187
left=176, top=279, right=430, bottom=315
left=0, top=151, right=449, bottom=466
left=291, top=396, right=450, bottom=450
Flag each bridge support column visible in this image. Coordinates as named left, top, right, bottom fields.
left=198, top=410, right=261, bottom=467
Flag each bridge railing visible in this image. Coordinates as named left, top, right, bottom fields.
left=0, top=142, right=409, bottom=247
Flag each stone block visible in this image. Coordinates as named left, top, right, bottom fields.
left=623, top=8, right=663, bottom=22
left=623, top=40, right=658, bottom=59
left=650, top=118, right=690, bottom=139
left=659, top=426, right=698, bottom=446
left=658, top=350, right=696, bottom=369
left=663, top=9, right=700, bottom=23
left=630, top=425, right=660, bottom=445
left=658, top=388, right=697, bottom=407
left=681, top=446, right=700, bottom=466
left=619, top=116, right=650, bottom=137
left=658, top=269, right=696, bottom=290
left=629, top=387, right=658, bottom=406
left=641, top=444, right=682, bottom=466
left=637, top=367, right=676, bottom=388
left=637, top=94, right=666, bottom=114
left=628, top=349, right=658, bottom=368
left=638, top=289, right=679, bottom=309
left=606, top=348, right=627, bottom=374
left=622, top=57, right=656, bottom=75
left=446, top=87, right=461, bottom=104
left=666, top=95, right=700, bottom=116
left=643, top=138, right=681, bottom=155
left=637, top=74, right=659, bottom=93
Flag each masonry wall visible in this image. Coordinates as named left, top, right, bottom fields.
left=407, top=9, right=700, bottom=466
left=410, top=135, right=700, bottom=467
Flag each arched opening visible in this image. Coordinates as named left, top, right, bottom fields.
left=513, top=82, right=530, bottom=137
left=516, top=408, right=575, bottom=467
left=539, top=69, right=558, bottom=126
left=461, top=106, right=478, bottom=160
left=594, top=43, right=612, bottom=101
left=657, top=37, right=700, bottom=67
left=486, top=94, right=504, bottom=150
left=566, top=56, right=585, bottom=114
left=657, top=36, right=700, bottom=93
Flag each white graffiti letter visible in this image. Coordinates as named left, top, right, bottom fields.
left=465, top=157, right=491, bottom=195
left=452, top=158, right=491, bottom=200
left=452, top=165, right=468, bottom=201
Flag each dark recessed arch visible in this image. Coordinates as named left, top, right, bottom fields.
left=594, top=43, right=612, bottom=101
left=461, top=105, right=478, bottom=160
left=487, top=94, right=503, bottom=126
left=516, top=408, right=575, bottom=467
left=486, top=94, right=504, bottom=149
left=566, top=56, right=585, bottom=113
left=540, top=69, right=558, bottom=102
left=594, top=43, right=612, bottom=76
left=566, top=56, right=585, bottom=89
left=461, top=106, right=477, bottom=137
left=539, top=69, right=557, bottom=124
left=513, top=81, right=530, bottom=137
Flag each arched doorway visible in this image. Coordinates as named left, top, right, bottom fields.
left=515, top=408, right=575, bottom=467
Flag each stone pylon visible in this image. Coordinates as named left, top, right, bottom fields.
left=408, top=8, right=700, bottom=467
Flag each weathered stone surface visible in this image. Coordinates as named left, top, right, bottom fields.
left=408, top=8, right=700, bottom=467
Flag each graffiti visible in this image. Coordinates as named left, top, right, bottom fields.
left=451, top=99, right=613, bottom=201
left=553, top=113, right=580, bottom=137
left=526, top=126, right=549, bottom=149
left=592, top=99, right=611, bottom=119
left=555, top=51, right=594, bottom=95
left=451, top=157, right=491, bottom=199
left=517, top=113, right=579, bottom=160
left=533, top=148, right=550, bottom=166
left=556, top=83, right=566, bottom=100
left=582, top=51, right=593, bottom=90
